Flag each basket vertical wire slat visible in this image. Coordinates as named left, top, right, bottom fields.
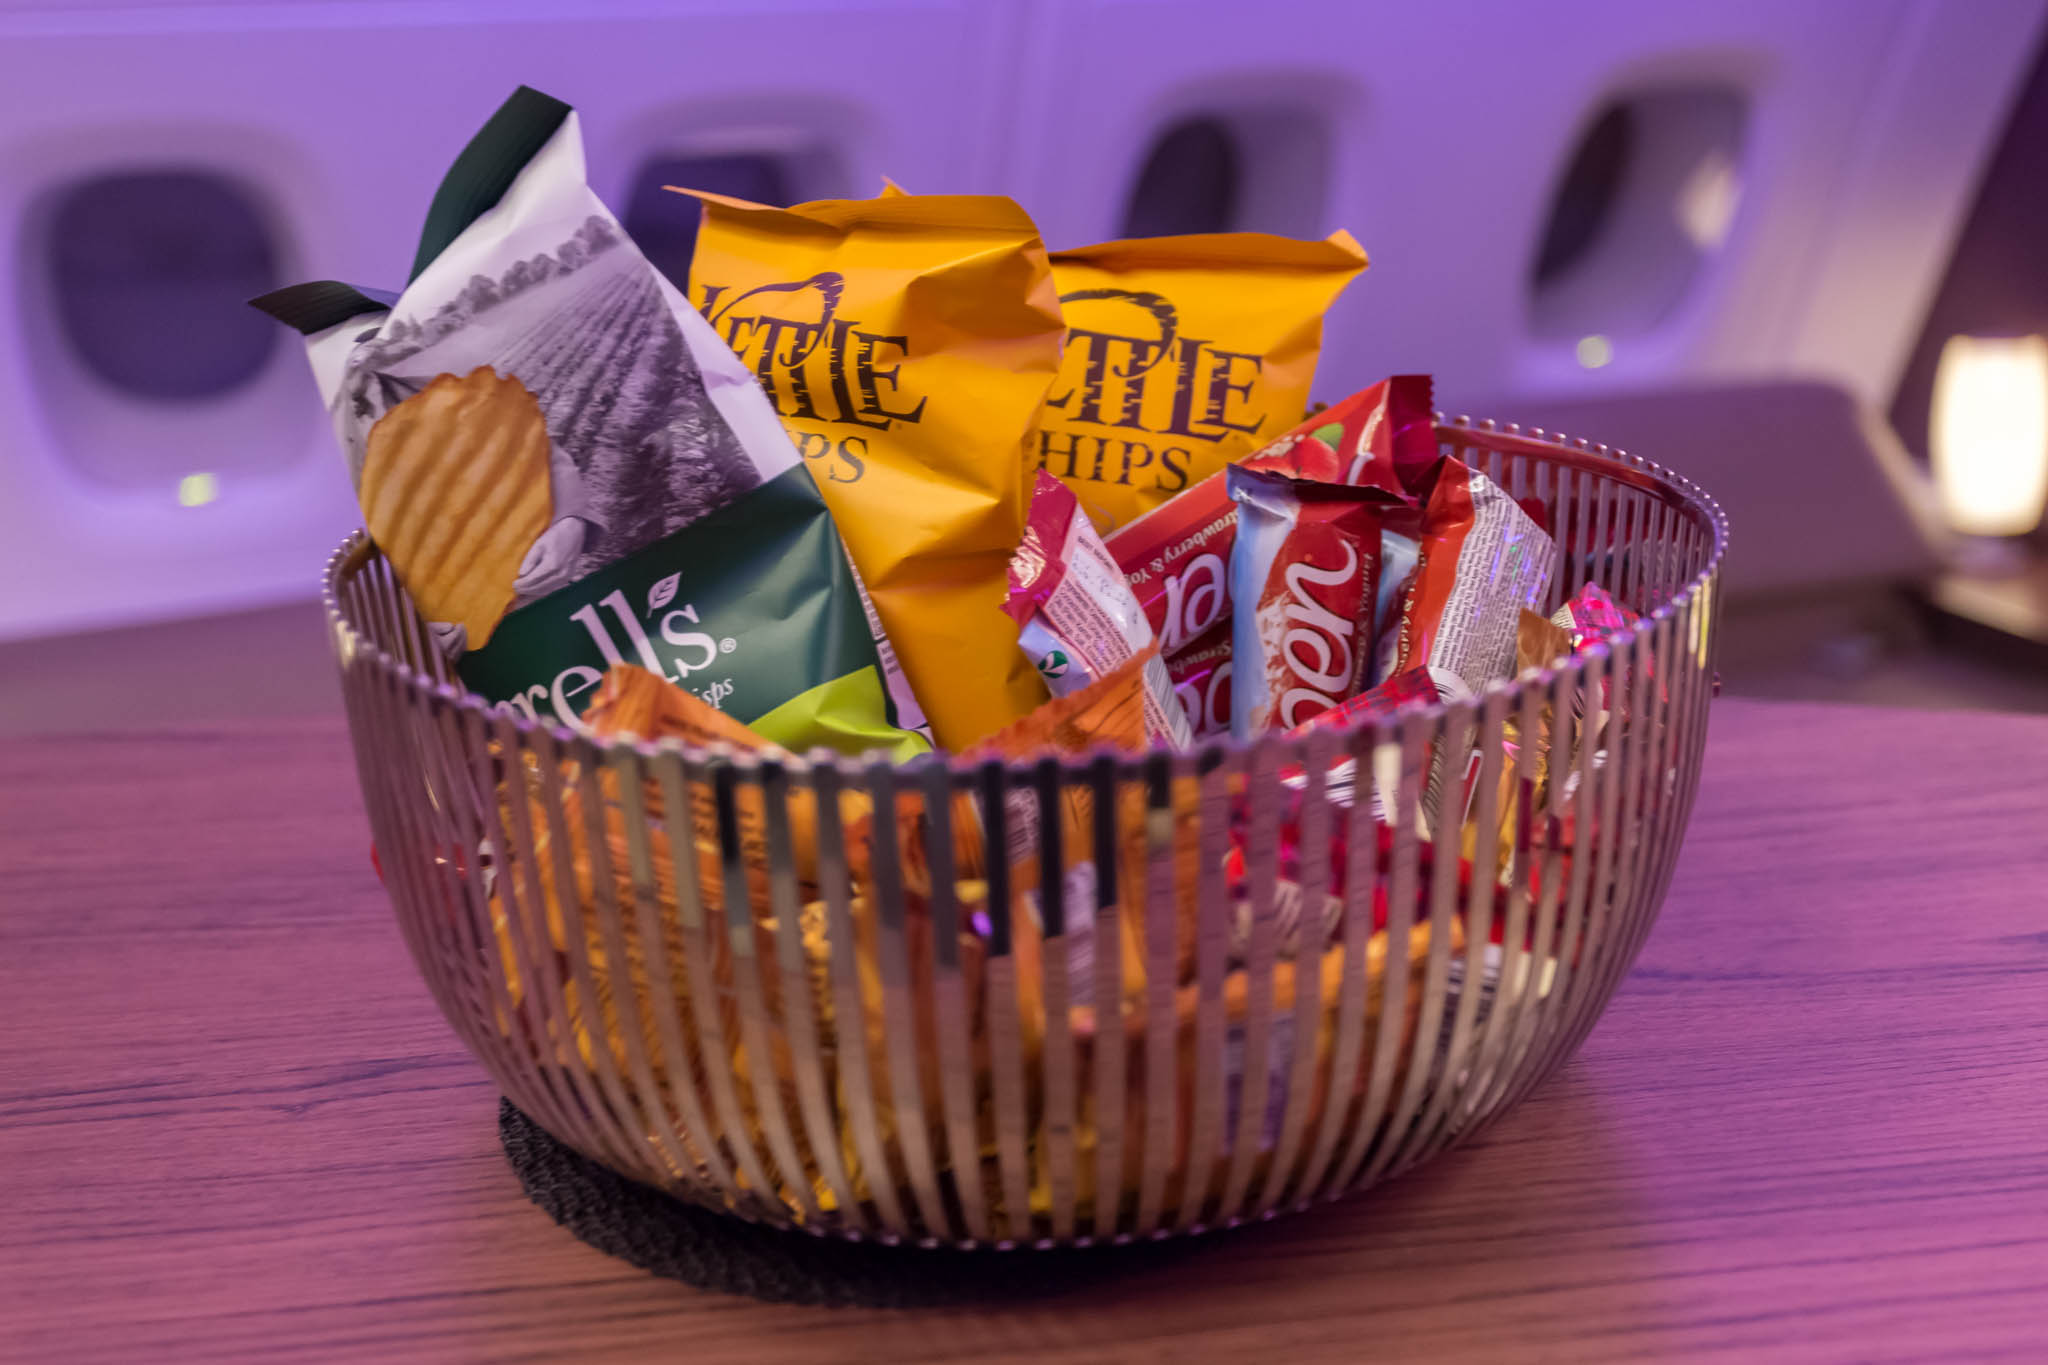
left=707, top=759, right=822, bottom=1223
left=353, top=663, right=448, bottom=1005
left=1174, top=747, right=1239, bottom=1231
left=657, top=751, right=783, bottom=1219
left=1584, top=466, right=1615, bottom=611
left=1438, top=575, right=1593, bottom=1129
left=1373, top=702, right=1473, bottom=1183
left=607, top=742, right=738, bottom=1202
left=1567, top=460, right=1597, bottom=603
left=1036, top=758, right=1081, bottom=1243
left=1458, top=677, right=1549, bottom=1129
left=1534, top=459, right=1562, bottom=613
left=1633, top=607, right=1700, bottom=951
left=1295, top=719, right=1386, bottom=1204
left=566, top=745, right=701, bottom=1190
left=810, top=760, right=908, bottom=1236
left=1533, top=628, right=1668, bottom=1103
left=434, top=701, right=566, bottom=1147
left=362, top=668, right=491, bottom=1073
left=1618, top=608, right=1701, bottom=977
left=454, top=705, right=583, bottom=1155
left=918, top=762, right=991, bottom=1244
left=485, top=708, right=636, bottom=1175
left=1667, top=585, right=1720, bottom=881
left=1321, top=714, right=1411, bottom=1195
left=857, top=762, right=945, bottom=1240
left=1086, top=753, right=1128, bottom=1243
left=1259, top=725, right=1337, bottom=1213
left=412, top=690, right=504, bottom=1050
left=1329, top=711, right=1427, bottom=1196
left=1216, top=736, right=1281, bottom=1223
left=337, top=644, right=452, bottom=1063
left=1596, top=630, right=1659, bottom=994
left=321, top=419, right=1726, bottom=1247
left=1133, top=752, right=1182, bottom=1234
left=973, top=760, right=1033, bottom=1245
left=1406, top=686, right=1510, bottom=1166
left=526, top=729, right=652, bottom=1180
left=1604, top=622, right=1672, bottom=984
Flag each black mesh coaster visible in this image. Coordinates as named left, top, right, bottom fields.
left=498, top=1100, right=1217, bottom=1307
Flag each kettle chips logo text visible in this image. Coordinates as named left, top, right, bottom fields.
left=1042, top=289, right=1268, bottom=494
left=494, top=572, right=740, bottom=728
left=697, top=273, right=925, bottom=485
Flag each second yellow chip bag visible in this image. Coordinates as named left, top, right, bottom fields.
left=1042, top=231, right=1368, bottom=532
left=673, top=187, right=1067, bottom=751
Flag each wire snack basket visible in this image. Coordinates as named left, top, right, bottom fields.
left=324, top=416, right=1727, bottom=1249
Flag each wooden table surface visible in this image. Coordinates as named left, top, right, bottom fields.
left=4, top=699, right=2046, bottom=1364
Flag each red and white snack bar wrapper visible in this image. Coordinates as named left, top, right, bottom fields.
left=1281, top=666, right=1454, bottom=824
left=1166, top=620, right=1233, bottom=740
left=1551, top=581, right=1634, bottom=647
left=1390, top=458, right=1557, bottom=698
left=1108, top=375, right=1435, bottom=657
left=1006, top=471, right=1192, bottom=746
left=1227, top=464, right=1386, bottom=736
left=1550, top=580, right=1655, bottom=755
left=1289, top=664, right=1441, bottom=737
left=1106, top=466, right=1236, bottom=654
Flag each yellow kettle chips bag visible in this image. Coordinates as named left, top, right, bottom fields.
left=674, top=188, right=1067, bottom=751
left=1041, top=232, right=1367, bottom=532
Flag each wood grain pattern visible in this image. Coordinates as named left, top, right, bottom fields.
left=3, top=701, right=2045, bottom=1364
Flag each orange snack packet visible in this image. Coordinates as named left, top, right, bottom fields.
left=674, top=187, right=1067, bottom=750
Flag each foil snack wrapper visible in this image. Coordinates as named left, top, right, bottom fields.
left=1005, top=471, right=1192, bottom=746
left=1390, top=457, right=1558, bottom=701
left=1226, top=464, right=1387, bottom=736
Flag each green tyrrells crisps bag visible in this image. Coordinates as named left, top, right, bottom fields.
left=254, top=87, right=928, bottom=758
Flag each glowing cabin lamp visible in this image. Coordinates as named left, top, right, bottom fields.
left=1929, top=334, right=2048, bottom=538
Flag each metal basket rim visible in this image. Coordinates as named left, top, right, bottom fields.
left=321, top=413, right=1729, bottom=785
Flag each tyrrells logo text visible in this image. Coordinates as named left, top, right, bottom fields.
left=493, top=571, right=739, bottom=728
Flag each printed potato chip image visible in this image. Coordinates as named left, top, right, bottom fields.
left=359, top=367, right=553, bottom=650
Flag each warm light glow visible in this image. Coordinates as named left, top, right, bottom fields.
left=177, top=472, right=218, bottom=507
left=1677, top=148, right=1742, bottom=252
left=1576, top=334, right=1613, bottom=369
left=1931, top=334, right=2048, bottom=537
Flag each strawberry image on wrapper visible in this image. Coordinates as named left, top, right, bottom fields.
left=1226, top=464, right=1394, bottom=736
left=1250, top=374, right=1434, bottom=495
